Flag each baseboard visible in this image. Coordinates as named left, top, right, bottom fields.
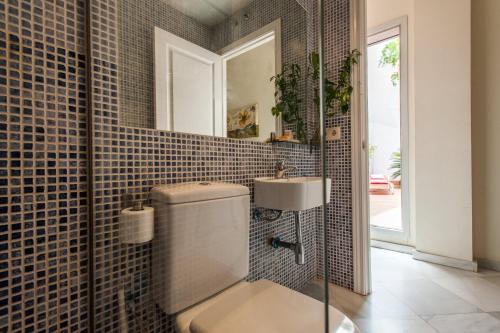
left=413, top=250, right=478, bottom=272
left=371, top=240, right=414, bottom=255
left=478, top=258, right=500, bottom=272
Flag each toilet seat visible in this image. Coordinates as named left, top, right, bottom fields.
left=176, top=279, right=360, bottom=333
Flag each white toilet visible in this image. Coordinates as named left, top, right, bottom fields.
left=150, top=182, right=359, bottom=333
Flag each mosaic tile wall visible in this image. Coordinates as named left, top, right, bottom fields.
left=91, top=133, right=320, bottom=332
left=90, top=0, right=326, bottom=332
left=316, top=0, right=354, bottom=289
left=0, top=0, right=89, bottom=332
left=117, top=0, right=213, bottom=129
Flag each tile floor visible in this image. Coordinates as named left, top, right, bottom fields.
left=303, top=248, right=500, bottom=333
left=370, top=189, right=402, bottom=230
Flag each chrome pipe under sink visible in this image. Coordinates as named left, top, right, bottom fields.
left=271, top=211, right=305, bottom=265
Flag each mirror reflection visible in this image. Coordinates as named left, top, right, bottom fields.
left=118, top=0, right=310, bottom=142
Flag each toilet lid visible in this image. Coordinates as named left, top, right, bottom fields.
left=177, top=280, right=359, bottom=333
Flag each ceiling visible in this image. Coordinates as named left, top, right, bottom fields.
left=166, top=0, right=255, bottom=27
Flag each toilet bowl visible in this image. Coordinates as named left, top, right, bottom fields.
left=150, top=182, right=359, bottom=333
left=177, top=280, right=359, bottom=333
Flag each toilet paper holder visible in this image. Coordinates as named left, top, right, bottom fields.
left=122, top=193, right=149, bottom=210
left=131, top=200, right=144, bottom=211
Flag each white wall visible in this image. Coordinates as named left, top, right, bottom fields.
left=472, top=0, right=500, bottom=264
left=367, top=0, right=416, bottom=244
left=226, top=40, right=276, bottom=142
left=368, top=0, right=473, bottom=261
left=414, top=0, right=472, bottom=261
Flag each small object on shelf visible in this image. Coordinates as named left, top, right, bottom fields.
left=274, top=137, right=300, bottom=143
left=272, top=129, right=298, bottom=143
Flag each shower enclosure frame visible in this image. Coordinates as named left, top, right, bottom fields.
left=317, top=0, right=331, bottom=331
left=350, top=0, right=372, bottom=296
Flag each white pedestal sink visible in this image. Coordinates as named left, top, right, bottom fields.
left=254, top=177, right=331, bottom=211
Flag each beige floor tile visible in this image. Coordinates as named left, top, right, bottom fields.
left=354, top=317, right=438, bottom=333
left=484, top=276, right=500, bottom=288
left=381, top=279, right=480, bottom=315
left=327, top=283, right=418, bottom=321
left=432, top=276, right=500, bottom=312
left=323, top=248, right=500, bottom=333
left=489, top=312, right=500, bottom=321
left=427, top=313, right=500, bottom=333
left=371, top=256, right=427, bottom=282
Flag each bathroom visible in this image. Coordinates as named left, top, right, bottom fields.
left=0, top=0, right=360, bottom=331
left=3, top=0, right=500, bottom=332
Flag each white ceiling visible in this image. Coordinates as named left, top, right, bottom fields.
left=166, top=0, right=254, bottom=27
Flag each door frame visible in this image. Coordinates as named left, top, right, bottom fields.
left=367, top=16, right=410, bottom=245
left=351, top=0, right=371, bottom=296
left=351, top=0, right=411, bottom=295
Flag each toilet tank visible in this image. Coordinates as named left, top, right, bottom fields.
left=150, top=182, right=250, bottom=314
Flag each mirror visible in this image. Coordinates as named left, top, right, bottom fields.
left=118, top=0, right=310, bottom=142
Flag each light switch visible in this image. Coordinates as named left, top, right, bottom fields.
left=326, top=127, right=341, bottom=141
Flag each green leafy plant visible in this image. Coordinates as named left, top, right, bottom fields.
left=270, top=50, right=360, bottom=144
left=308, top=50, right=360, bottom=144
left=309, top=49, right=361, bottom=115
left=379, top=39, right=400, bottom=86
left=271, top=64, right=306, bottom=143
left=333, top=49, right=361, bottom=114
left=389, top=150, right=401, bottom=180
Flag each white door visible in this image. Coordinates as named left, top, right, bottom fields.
left=154, top=27, right=223, bottom=136
left=367, top=18, right=410, bottom=245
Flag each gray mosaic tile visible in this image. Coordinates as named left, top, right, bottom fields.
left=0, top=0, right=89, bottom=331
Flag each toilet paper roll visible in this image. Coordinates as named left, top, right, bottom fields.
left=119, top=206, right=154, bottom=244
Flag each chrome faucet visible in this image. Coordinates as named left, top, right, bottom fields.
left=275, top=159, right=297, bottom=179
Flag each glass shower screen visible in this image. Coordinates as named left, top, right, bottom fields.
left=87, top=0, right=337, bottom=332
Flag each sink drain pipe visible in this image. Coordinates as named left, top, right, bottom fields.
left=270, top=211, right=305, bottom=265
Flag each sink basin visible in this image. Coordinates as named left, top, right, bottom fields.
left=254, top=177, right=331, bottom=211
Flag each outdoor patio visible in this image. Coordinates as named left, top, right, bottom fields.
left=370, top=188, right=402, bottom=230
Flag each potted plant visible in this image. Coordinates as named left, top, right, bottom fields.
left=389, top=150, right=401, bottom=187
left=270, top=49, right=361, bottom=144
left=270, top=64, right=306, bottom=143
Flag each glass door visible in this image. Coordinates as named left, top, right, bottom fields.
left=367, top=19, right=410, bottom=245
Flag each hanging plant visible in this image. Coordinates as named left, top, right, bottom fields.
left=309, top=49, right=361, bottom=116
left=270, top=50, right=360, bottom=145
left=309, top=49, right=361, bottom=144
left=271, top=64, right=306, bottom=143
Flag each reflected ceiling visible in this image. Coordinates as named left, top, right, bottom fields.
left=166, top=0, right=254, bottom=26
